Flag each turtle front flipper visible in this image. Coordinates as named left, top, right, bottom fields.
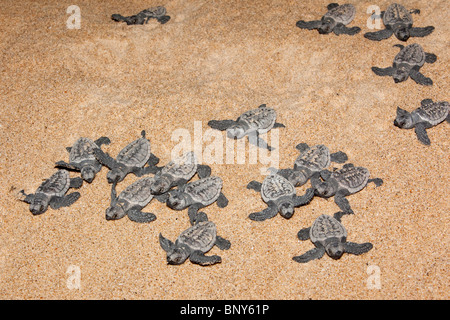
left=189, top=251, right=222, bottom=266
left=292, top=247, right=326, bottom=263
left=372, top=66, right=395, bottom=77
left=368, top=178, right=383, bottom=187
left=334, top=190, right=353, bottom=214
left=330, top=151, right=348, bottom=163
left=248, top=132, right=273, bottom=151
left=197, top=164, right=212, bottom=179
left=207, top=119, right=237, bottom=131
left=414, top=122, right=431, bottom=145
left=111, top=14, right=126, bottom=22
left=188, top=203, right=205, bottom=225
left=248, top=202, right=278, bottom=221
left=293, top=188, right=315, bottom=207
left=215, top=236, right=231, bottom=250
left=344, top=242, right=373, bottom=255
left=156, top=15, right=171, bottom=24
left=55, top=161, right=80, bottom=171
left=295, top=143, right=309, bottom=152
left=409, top=26, right=435, bottom=38
left=159, top=233, right=174, bottom=252
left=93, top=148, right=117, bottom=169
left=69, top=177, right=83, bottom=189
left=246, top=180, right=262, bottom=192
left=94, top=136, right=111, bottom=148
left=127, top=208, right=156, bottom=223
left=364, top=28, right=393, bottom=41
left=327, top=3, right=340, bottom=10
left=424, top=52, right=437, bottom=64
left=49, top=192, right=81, bottom=210
left=297, top=227, right=311, bottom=241
left=19, top=190, right=35, bottom=204
left=409, top=69, right=433, bottom=86
left=296, top=20, right=322, bottom=30
left=333, top=24, right=361, bottom=36
left=273, top=122, right=285, bottom=128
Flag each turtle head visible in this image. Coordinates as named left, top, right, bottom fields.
left=393, top=25, right=410, bottom=41
left=289, top=167, right=310, bottom=187
left=278, top=201, right=295, bottom=219
left=226, top=124, right=247, bottom=139
left=318, top=17, right=336, bottom=34
left=150, top=175, right=171, bottom=195
left=393, top=65, right=410, bottom=83
left=313, top=180, right=338, bottom=198
left=105, top=204, right=126, bottom=220
left=106, top=168, right=125, bottom=184
left=166, top=245, right=190, bottom=265
left=30, top=194, right=49, bottom=215
left=81, top=166, right=96, bottom=183
left=394, top=107, right=414, bottom=129
left=166, top=190, right=189, bottom=210
left=324, top=237, right=345, bottom=260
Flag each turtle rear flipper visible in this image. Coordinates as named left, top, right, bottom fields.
left=330, top=151, right=348, bottom=163
left=409, top=26, right=435, bottom=38
left=424, top=52, right=437, bottom=64
left=216, top=193, right=228, bottom=208
left=70, top=177, right=83, bottom=189
left=344, top=242, right=373, bottom=255
left=326, top=3, right=340, bottom=10
left=364, top=28, right=393, bottom=41
left=49, top=192, right=80, bottom=210
left=207, top=119, right=237, bottom=131
left=293, top=247, right=325, bottom=263
left=297, top=227, right=311, bottom=241
left=197, top=164, right=212, bottom=179
left=156, top=15, right=170, bottom=24
left=189, top=251, right=221, bottom=266
left=215, top=236, right=231, bottom=250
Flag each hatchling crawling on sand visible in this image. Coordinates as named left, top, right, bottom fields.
left=293, top=212, right=373, bottom=263
left=275, top=143, right=348, bottom=187
left=55, top=136, right=111, bottom=183
left=296, top=3, right=361, bottom=36
left=166, top=176, right=229, bottom=225
left=207, top=104, right=285, bottom=151
left=311, top=164, right=383, bottom=214
left=159, top=219, right=231, bottom=266
left=111, top=6, right=170, bottom=25
left=246, top=174, right=315, bottom=221
left=372, top=43, right=437, bottom=85
left=394, top=99, right=449, bottom=145
left=364, top=3, right=434, bottom=42
left=19, top=169, right=83, bottom=215
left=149, top=151, right=212, bottom=195
left=93, top=130, right=159, bottom=184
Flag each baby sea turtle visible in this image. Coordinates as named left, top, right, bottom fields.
left=106, top=177, right=158, bottom=223
left=394, top=99, right=449, bottom=145
left=311, top=164, right=383, bottom=214
left=372, top=43, right=437, bottom=85
left=149, top=151, right=212, bottom=195
left=207, top=104, right=285, bottom=151
left=293, top=212, right=373, bottom=263
left=55, top=136, right=111, bottom=183
left=246, top=174, right=315, bottom=221
left=296, top=3, right=361, bottom=36
left=364, top=3, right=434, bottom=42
left=159, top=219, right=231, bottom=266
left=19, top=169, right=83, bottom=215
left=93, top=130, right=159, bottom=184
left=166, top=176, right=228, bottom=225
left=276, top=143, right=348, bottom=187
left=111, top=6, right=170, bottom=25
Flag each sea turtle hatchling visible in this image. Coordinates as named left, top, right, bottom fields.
left=296, top=3, right=361, bottom=36
left=166, top=176, right=229, bottom=225
left=19, top=169, right=83, bottom=215
left=93, top=130, right=160, bottom=184
left=149, top=151, right=212, bottom=195
left=372, top=43, right=437, bottom=86
left=207, top=104, right=285, bottom=151
left=364, top=3, right=434, bottom=42
left=275, top=143, right=348, bottom=187
left=311, top=163, right=383, bottom=214
left=394, top=99, right=449, bottom=145
left=159, top=219, right=231, bottom=266
left=106, top=177, right=159, bottom=223
left=111, top=6, right=170, bottom=25
left=246, top=174, right=315, bottom=221
left=55, top=136, right=111, bottom=183
left=293, top=212, right=373, bottom=263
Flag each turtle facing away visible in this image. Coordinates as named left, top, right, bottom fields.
left=106, top=176, right=158, bottom=223
left=372, top=43, right=437, bottom=85
left=159, top=219, right=231, bottom=266
left=246, top=174, right=315, bottom=221
left=19, top=169, right=83, bottom=215
left=276, top=143, right=348, bottom=187
left=111, top=6, right=170, bottom=25
left=55, top=136, right=110, bottom=183
left=311, top=164, right=383, bottom=214
left=296, top=3, right=361, bottom=36
left=207, top=104, right=285, bottom=151
left=364, top=3, right=434, bottom=42
left=293, top=212, right=373, bottom=263
left=93, top=130, right=160, bottom=184
left=149, top=151, right=212, bottom=195
left=394, top=99, right=449, bottom=145
left=166, top=176, right=229, bottom=225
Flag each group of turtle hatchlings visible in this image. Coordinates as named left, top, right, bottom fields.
left=19, top=3, right=448, bottom=267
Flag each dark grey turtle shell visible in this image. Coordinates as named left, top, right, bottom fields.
left=36, top=170, right=71, bottom=197
left=394, top=43, right=426, bottom=67
left=383, top=3, right=413, bottom=28
left=177, top=221, right=217, bottom=253
left=118, top=176, right=155, bottom=207
left=332, top=166, right=370, bottom=194
left=69, top=137, right=98, bottom=164
left=310, top=214, right=347, bottom=245
left=415, top=101, right=449, bottom=126
left=323, top=4, right=356, bottom=25
left=261, top=174, right=295, bottom=203
left=184, top=176, right=223, bottom=206
left=116, top=136, right=151, bottom=167
left=294, top=144, right=331, bottom=172
left=160, top=151, right=198, bottom=181
left=238, top=106, right=277, bottom=134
